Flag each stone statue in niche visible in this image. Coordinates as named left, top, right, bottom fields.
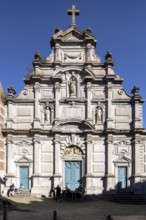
left=69, top=76, right=76, bottom=96
left=44, top=106, right=50, bottom=123
left=95, top=107, right=103, bottom=123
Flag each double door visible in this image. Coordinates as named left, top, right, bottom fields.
left=65, top=161, right=82, bottom=190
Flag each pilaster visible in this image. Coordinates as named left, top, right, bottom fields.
left=131, top=86, right=144, bottom=129
left=86, top=135, right=93, bottom=175
left=85, top=135, right=93, bottom=191
left=33, top=135, right=41, bottom=175
left=53, top=135, right=62, bottom=186
left=132, top=101, right=141, bottom=129
left=54, top=44, right=61, bottom=63
left=86, top=43, right=91, bottom=62
left=131, top=135, right=142, bottom=188
left=6, top=102, right=14, bottom=129
left=54, top=135, right=61, bottom=176
left=6, top=136, right=14, bottom=174
left=54, top=83, right=60, bottom=121
left=105, top=135, right=114, bottom=190
left=33, top=83, right=41, bottom=128
left=86, top=82, right=92, bottom=121
left=106, top=83, right=113, bottom=129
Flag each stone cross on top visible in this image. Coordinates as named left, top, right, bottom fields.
left=68, top=5, right=80, bottom=26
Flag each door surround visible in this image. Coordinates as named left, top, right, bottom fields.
left=63, top=145, right=84, bottom=189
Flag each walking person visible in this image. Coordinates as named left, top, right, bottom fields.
left=7, top=183, right=15, bottom=197
left=49, top=186, right=55, bottom=198
left=55, top=185, right=61, bottom=201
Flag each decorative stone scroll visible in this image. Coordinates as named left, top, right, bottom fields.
left=64, top=146, right=82, bottom=156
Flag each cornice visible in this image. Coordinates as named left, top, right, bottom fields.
left=2, top=126, right=146, bottom=137
left=60, top=98, right=86, bottom=103
left=6, top=97, right=34, bottom=104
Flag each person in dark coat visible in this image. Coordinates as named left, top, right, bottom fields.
left=49, top=186, right=55, bottom=198
left=7, top=183, right=15, bottom=197
left=55, top=185, right=61, bottom=201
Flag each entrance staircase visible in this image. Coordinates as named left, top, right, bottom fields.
left=104, top=192, right=146, bottom=204
left=13, top=190, right=31, bottom=198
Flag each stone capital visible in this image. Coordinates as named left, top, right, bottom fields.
left=86, top=82, right=92, bottom=90
left=34, top=83, right=40, bottom=92
left=55, top=83, right=60, bottom=90
left=33, top=136, right=41, bottom=144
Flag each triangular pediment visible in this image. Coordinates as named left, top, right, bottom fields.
left=53, top=28, right=83, bottom=41
left=15, top=156, right=33, bottom=163
left=51, top=26, right=96, bottom=47
left=113, top=155, right=131, bottom=164
left=61, top=31, right=83, bottom=41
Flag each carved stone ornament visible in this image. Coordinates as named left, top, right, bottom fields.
left=23, top=89, right=29, bottom=96
left=8, top=86, right=16, bottom=96
left=64, top=53, right=81, bottom=60
left=118, top=89, right=124, bottom=95
left=64, top=146, right=82, bottom=156
left=113, top=141, right=131, bottom=155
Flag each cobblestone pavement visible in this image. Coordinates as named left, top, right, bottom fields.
left=0, top=196, right=146, bottom=220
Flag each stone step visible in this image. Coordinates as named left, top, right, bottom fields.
left=13, top=191, right=31, bottom=198
left=104, top=193, right=146, bottom=204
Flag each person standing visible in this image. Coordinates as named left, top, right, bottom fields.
left=55, top=185, right=61, bottom=201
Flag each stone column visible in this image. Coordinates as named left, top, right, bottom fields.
left=55, top=83, right=60, bottom=121
left=33, top=83, right=41, bottom=128
left=86, top=82, right=92, bottom=121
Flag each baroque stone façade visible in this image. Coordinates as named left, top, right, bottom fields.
left=1, top=6, right=146, bottom=196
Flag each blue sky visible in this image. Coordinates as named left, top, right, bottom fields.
left=1, top=0, right=146, bottom=127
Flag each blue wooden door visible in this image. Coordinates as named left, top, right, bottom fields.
left=20, top=166, right=29, bottom=190
left=118, top=167, right=127, bottom=189
left=65, top=161, right=81, bottom=190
